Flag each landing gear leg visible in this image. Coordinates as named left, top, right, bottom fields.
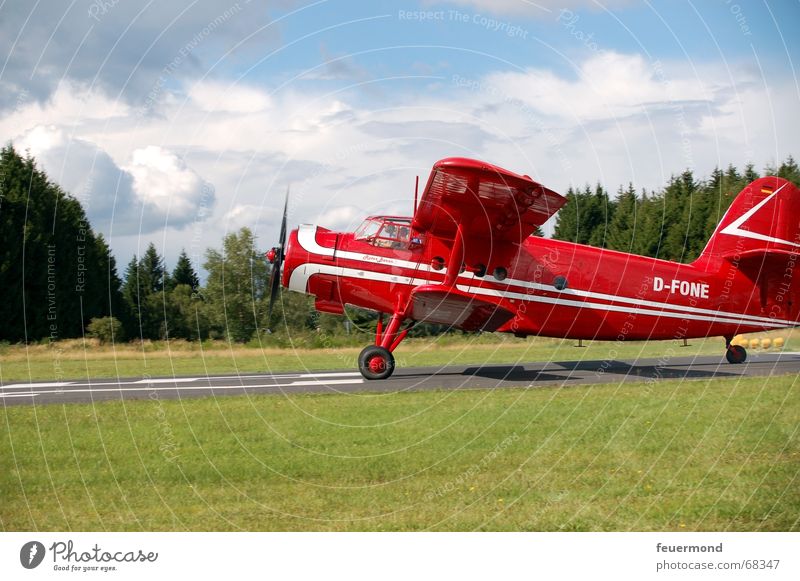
left=357, top=312, right=414, bottom=380
left=725, top=337, right=747, bottom=364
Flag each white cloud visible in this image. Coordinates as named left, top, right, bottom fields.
left=223, top=203, right=279, bottom=231
left=0, top=1, right=290, bottom=110
left=188, top=81, right=272, bottom=113
left=485, top=52, right=710, bottom=121
left=8, top=49, right=799, bottom=268
left=126, top=145, right=215, bottom=224
left=314, top=205, right=363, bottom=231
left=15, top=126, right=215, bottom=236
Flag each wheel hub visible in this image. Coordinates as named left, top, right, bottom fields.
left=368, top=355, right=386, bottom=373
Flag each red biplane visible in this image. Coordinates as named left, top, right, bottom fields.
left=266, top=158, right=800, bottom=380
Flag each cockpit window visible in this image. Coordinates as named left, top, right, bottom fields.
left=354, top=218, right=382, bottom=240
left=354, top=217, right=412, bottom=249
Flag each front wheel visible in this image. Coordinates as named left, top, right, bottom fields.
left=358, top=345, right=395, bottom=380
left=726, top=344, right=747, bottom=364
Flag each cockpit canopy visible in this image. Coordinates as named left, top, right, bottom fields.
left=354, top=216, right=412, bottom=249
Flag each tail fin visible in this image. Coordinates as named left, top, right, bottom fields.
left=695, top=176, right=800, bottom=266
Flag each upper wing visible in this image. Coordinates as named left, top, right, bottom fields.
left=411, top=157, right=566, bottom=244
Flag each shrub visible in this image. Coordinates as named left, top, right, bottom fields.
left=86, top=317, right=124, bottom=345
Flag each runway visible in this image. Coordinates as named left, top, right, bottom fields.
left=2, top=352, right=799, bottom=406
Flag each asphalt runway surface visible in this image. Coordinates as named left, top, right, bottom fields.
left=2, top=351, right=800, bottom=407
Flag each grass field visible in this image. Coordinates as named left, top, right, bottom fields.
left=0, top=328, right=796, bottom=383
left=2, top=374, right=798, bottom=531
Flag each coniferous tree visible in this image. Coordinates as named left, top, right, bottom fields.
left=743, top=163, right=759, bottom=183
left=140, top=243, right=166, bottom=294
left=553, top=186, right=580, bottom=242
left=122, top=255, right=146, bottom=340
left=121, top=243, right=169, bottom=339
left=778, top=155, right=800, bottom=186
left=171, top=249, right=200, bottom=291
left=0, top=145, right=125, bottom=341
left=606, top=184, right=638, bottom=253
left=587, top=183, right=614, bottom=248
left=94, top=233, right=130, bottom=335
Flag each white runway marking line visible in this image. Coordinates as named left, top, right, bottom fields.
left=1, top=371, right=363, bottom=390
left=0, top=392, right=40, bottom=398
left=132, top=378, right=199, bottom=384
left=1, top=381, right=73, bottom=389
left=0, top=378, right=364, bottom=398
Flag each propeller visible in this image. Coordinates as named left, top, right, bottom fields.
left=266, top=186, right=290, bottom=330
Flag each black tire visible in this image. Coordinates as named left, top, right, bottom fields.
left=726, top=344, right=747, bottom=364
left=358, top=345, right=395, bottom=380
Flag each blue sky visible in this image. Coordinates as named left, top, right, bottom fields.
left=3, top=0, right=799, bottom=269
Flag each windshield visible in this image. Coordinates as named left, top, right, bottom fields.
left=354, top=217, right=412, bottom=249
left=354, top=218, right=382, bottom=240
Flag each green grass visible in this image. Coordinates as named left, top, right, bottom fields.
left=1, top=328, right=795, bottom=382
left=2, top=375, right=797, bottom=531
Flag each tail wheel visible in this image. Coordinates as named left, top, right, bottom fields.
left=358, top=345, right=395, bottom=380
left=726, top=344, right=747, bottom=364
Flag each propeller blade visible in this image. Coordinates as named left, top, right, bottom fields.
left=278, top=185, right=289, bottom=248
left=266, top=186, right=290, bottom=329
left=266, top=258, right=281, bottom=327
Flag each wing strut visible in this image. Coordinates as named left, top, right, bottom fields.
left=444, top=224, right=465, bottom=287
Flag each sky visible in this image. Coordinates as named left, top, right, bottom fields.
left=3, top=0, right=799, bottom=272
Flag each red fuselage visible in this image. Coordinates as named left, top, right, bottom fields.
left=283, top=222, right=798, bottom=342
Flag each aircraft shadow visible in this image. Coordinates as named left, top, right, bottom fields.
left=459, top=360, right=739, bottom=382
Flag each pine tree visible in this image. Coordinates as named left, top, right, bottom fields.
left=121, top=244, right=169, bottom=339
left=606, top=184, right=638, bottom=252
left=743, top=163, right=759, bottom=183
left=171, top=249, right=200, bottom=291
left=140, top=243, right=166, bottom=294
left=587, top=183, right=614, bottom=248
left=0, top=145, right=126, bottom=341
left=778, top=155, right=800, bottom=186
left=553, top=186, right=580, bottom=242
left=122, top=256, right=145, bottom=340
left=93, top=234, right=130, bottom=335
left=659, top=171, right=697, bottom=261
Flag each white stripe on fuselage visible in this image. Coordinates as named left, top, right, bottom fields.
left=290, top=262, right=788, bottom=329
left=294, top=225, right=796, bottom=328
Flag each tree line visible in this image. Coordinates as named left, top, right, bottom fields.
left=2, top=144, right=799, bottom=344
left=552, top=158, right=800, bottom=261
